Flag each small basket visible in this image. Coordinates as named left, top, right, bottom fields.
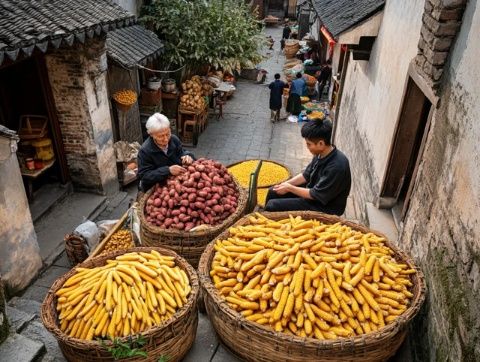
left=113, top=90, right=138, bottom=113
left=41, top=246, right=199, bottom=362
left=198, top=211, right=427, bottom=362
left=139, top=177, right=248, bottom=267
left=18, top=115, right=48, bottom=140
left=64, top=234, right=88, bottom=266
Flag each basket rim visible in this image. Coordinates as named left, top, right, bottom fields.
left=41, top=246, right=199, bottom=348
left=139, top=176, right=248, bottom=238
left=198, top=210, right=427, bottom=348
left=226, top=159, right=292, bottom=188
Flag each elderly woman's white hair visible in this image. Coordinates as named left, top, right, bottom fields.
left=146, top=113, right=170, bottom=134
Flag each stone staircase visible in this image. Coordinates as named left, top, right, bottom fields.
left=1, top=297, right=66, bottom=361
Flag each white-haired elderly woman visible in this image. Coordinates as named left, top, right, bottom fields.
left=137, top=113, right=195, bottom=192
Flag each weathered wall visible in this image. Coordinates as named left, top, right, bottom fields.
left=0, top=137, right=42, bottom=293
left=46, top=39, right=118, bottom=195
left=334, top=0, right=425, bottom=221
left=113, top=0, right=141, bottom=17
left=401, top=0, right=480, bottom=360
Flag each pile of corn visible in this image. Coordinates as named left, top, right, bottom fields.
left=210, top=213, right=416, bottom=340
left=100, top=230, right=134, bottom=255
left=56, top=251, right=191, bottom=340
left=113, top=89, right=137, bottom=106
left=257, top=188, right=269, bottom=208
left=307, top=111, right=325, bottom=121
left=228, top=160, right=290, bottom=189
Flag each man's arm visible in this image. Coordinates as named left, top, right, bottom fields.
left=286, top=173, right=307, bottom=186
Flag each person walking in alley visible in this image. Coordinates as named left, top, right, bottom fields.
left=137, top=113, right=195, bottom=196
left=316, top=59, right=332, bottom=101
left=286, top=72, right=306, bottom=116
left=264, top=119, right=351, bottom=215
left=269, top=73, right=286, bottom=122
left=281, top=22, right=291, bottom=50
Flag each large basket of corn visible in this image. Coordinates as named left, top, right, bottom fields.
left=227, top=159, right=291, bottom=208
left=139, top=158, right=248, bottom=268
left=41, top=247, right=199, bottom=362
left=198, top=211, right=426, bottom=362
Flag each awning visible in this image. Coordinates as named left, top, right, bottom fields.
left=106, top=25, right=164, bottom=69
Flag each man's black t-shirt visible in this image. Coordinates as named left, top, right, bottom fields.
left=302, top=147, right=351, bottom=215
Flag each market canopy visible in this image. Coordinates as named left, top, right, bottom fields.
left=106, top=25, right=164, bottom=69
left=0, top=0, right=135, bottom=66
left=311, top=0, right=385, bottom=38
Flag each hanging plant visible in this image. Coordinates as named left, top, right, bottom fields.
left=141, top=0, right=266, bottom=73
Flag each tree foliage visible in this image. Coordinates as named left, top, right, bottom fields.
left=141, top=0, right=265, bottom=72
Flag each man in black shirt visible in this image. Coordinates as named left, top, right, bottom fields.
left=137, top=113, right=195, bottom=193
left=264, top=119, right=351, bottom=215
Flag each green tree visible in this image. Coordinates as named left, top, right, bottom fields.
left=141, top=0, right=265, bottom=73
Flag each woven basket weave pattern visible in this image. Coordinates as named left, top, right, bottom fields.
left=198, top=211, right=427, bottom=362
left=41, top=247, right=199, bottom=362
left=139, top=178, right=248, bottom=267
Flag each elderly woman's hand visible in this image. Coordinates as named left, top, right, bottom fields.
left=181, top=155, right=193, bottom=165
left=169, top=165, right=187, bottom=176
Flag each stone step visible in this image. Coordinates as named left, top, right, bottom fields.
left=5, top=305, right=35, bottom=333
left=21, top=321, right=66, bottom=362
left=0, top=333, right=45, bottom=362
left=8, top=297, right=42, bottom=318
left=366, top=202, right=398, bottom=242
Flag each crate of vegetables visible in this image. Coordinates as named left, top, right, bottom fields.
left=139, top=158, right=248, bottom=267
left=198, top=211, right=426, bottom=362
left=41, top=247, right=199, bottom=362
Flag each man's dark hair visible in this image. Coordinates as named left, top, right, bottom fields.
left=274, top=73, right=281, bottom=79
left=301, top=119, right=333, bottom=144
left=296, top=72, right=303, bottom=79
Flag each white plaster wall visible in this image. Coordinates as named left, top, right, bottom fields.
left=0, top=138, right=42, bottom=292
left=84, top=50, right=119, bottom=195
left=113, top=0, right=139, bottom=17
left=336, top=0, right=425, bottom=185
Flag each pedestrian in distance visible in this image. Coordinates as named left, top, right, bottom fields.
left=281, top=22, right=291, bottom=50
left=268, top=73, right=287, bottom=123
left=286, top=72, right=307, bottom=116
left=316, top=59, right=332, bottom=101
left=137, top=113, right=195, bottom=198
left=264, top=119, right=351, bottom=215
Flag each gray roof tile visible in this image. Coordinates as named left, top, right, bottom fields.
left=312, top=0, right=385, bottom=38
left=106, top=25, right=164, bottom=68
left=0, top=0, right=135, bottom=64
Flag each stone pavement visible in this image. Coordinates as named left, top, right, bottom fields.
left=2, top=25, right=370, bottom=362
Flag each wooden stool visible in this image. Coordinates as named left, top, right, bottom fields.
left=183, top=119, right=198, bottom=146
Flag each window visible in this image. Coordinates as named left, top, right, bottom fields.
left=380, top=77, right=433, bottom=223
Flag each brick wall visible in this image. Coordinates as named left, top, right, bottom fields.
left=46, top=38, right=118, bottom=194
left=415, top=0, right=467, bottom=90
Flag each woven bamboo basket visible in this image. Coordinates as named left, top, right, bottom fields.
left=139, top=178, right=248, bottom=268
left=41, top=247, right=199, bottom=362
left=227, top=159, right=291, bottom=188
left=198, top=211, right=426, bottom=362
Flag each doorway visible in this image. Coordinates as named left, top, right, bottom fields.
left=267, top=0, right=285, bottom=18
left=380, top=77, right=432, bottom=223
left=0, top=55, right=70, bottom=217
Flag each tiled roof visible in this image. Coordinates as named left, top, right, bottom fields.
left=0, top=0, right=136, bottom=65
left=106, top=25, right=164, bottom=68
left=311, top=0, right=385, bottom=38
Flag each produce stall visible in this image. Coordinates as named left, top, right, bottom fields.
left=198, top=211, right=426, bottom=362
left=42, top=247, right=199, bottom=362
